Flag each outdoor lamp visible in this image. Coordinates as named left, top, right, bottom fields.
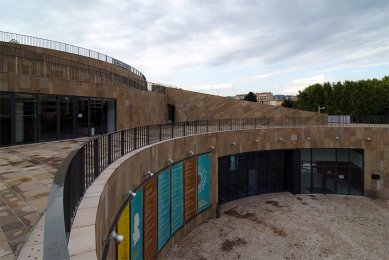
left=143, top=171, right=154, bottom=178
left=109, top=231, right=124, bottom=244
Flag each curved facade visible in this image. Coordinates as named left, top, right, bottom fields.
left=0, top=33, right=387, bottom=259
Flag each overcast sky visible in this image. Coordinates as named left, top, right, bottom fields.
left=1, top=0, right=388, bottom=96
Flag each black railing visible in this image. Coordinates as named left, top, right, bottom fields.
left=0, top=31, right=146, bottom=79
left=43, top=116, right=388, bottom=259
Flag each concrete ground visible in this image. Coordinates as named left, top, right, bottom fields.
left=165, top=193, right=389, bottom=260
left=0, top=139, right=87, bottom=259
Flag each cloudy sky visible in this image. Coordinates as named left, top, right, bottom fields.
left=1, top=0, right=388, bottom=96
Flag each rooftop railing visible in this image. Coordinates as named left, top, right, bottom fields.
left=42, top=116, right=388, bottom=259
left=0, top=31, right=146, bottom=80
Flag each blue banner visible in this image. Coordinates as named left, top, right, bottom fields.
left=197, top=154, right=211, bottom=212
left=158, top=169, right=170, bottom=252
left=170, top=162, right=184, bottom=235
left=130, top=187, right=143, bottom=260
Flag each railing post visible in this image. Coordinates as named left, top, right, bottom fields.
left=195, top=121, right=198, bottom=134
left=147, top=126, right=150, bottom=145
left=121, top=131, right=124, bottom=156
left=218, top=119, right=221, bottom=131
left=159, top=124, right=162, bottom=141
left=108, top=134, right=112, bottom=165
left=183, top=122, right=186, bottom=136
left=171, top=123, right=174, bottom=138
left=206, top=120, right=209, bottom=132
left=93, top=138, right=99, bottom=177
left=133, top=128, right=137, bottom=150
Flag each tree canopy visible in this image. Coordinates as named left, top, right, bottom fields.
left=244, top=92, right=257, bottom=102
left=291, top=76, right=389, bottom=115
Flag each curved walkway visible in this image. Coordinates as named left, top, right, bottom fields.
left=166, top=193, right=389, bottom=259
left=0, top=139, right=87, bottom=259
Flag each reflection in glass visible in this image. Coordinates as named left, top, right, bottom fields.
left=15, top=94, right=36, bottom=144
left=300, top=149, right=311, bottom=193
left=60, top=97, right=73, bottom=139
left=0, top=93, right=12, bottom=145
left=77, top=98, right=89, bottom=137
left=39, top=95, right=57, bottom=141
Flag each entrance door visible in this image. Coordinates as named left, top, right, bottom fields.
left=324, top=167, right=337, bottom=194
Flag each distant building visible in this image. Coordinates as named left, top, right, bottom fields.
left=235, top=94, right=246, bottom=100
left=256, top=92, right=274, bottom=104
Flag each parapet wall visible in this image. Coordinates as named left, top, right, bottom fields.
left=67, top=126, right=388, bottom=258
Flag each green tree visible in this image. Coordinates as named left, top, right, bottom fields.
left=244, top=92, right=257, bottom=102
left=295, top=76, right=389, bottom=115
left=281, top=98, right=297, bottom=108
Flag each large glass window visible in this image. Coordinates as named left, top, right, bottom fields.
left=301, top=148, right=363, bottom=196
left=15, top=94, right=37, bottom=144
left=0, top=93, right=12, bottom=146
left=39, top=95, right=57, bottom=141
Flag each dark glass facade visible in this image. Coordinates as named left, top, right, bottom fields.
left=0, top=91, right=116, bottom=146
left=218, top=148, right=364, bottom=205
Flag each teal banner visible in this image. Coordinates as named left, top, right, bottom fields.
left=197, top=154, right=211, bottom=212
left=130, top=187, right=143, bottom=260
left=170, top=162, right=184, bottom=235
left=158, top=169, right=170, bottom=252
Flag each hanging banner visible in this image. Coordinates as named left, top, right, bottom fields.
left=130, top=187, right=143, bottom=260
left=157, top=169, right=170, bottom=252
left=117, top=203, right=130, bottom=260
left=184, top=157, right=197, bottom=222
left=143, top=178, right=157, bottom=260
left=170, top=162, right=184, bottom=235
left=197, top=154, right=211, bottom=212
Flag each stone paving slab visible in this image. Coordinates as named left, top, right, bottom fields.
left=0, top=139, right=88, bottom=259
left=166, top=193, right=389, bottom=260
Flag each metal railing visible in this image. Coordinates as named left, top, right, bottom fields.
left=43, top=116, right=388, bottom=258
left=0, top=31, right=146, bottom=80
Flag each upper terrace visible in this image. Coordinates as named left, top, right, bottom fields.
left=0, top=31, right=145, bottom=80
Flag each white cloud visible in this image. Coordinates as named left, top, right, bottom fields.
left=282, top=74, right=331, bottom=95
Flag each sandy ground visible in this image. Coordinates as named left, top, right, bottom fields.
left=165, top=193, right=389, bottom=260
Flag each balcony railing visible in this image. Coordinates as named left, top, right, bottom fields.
left=0, top=31, right=146, bottom=80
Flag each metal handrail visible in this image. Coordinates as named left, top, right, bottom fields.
left=43, top=117, right=388, bottom=259
left=0, top=31, right=146, bottom=80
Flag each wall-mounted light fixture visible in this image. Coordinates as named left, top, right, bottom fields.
left=109, top=231, right=124, bottom=244
left=209, top=145, right=215, bottom=151
left=167, top=158, right=174, bottom=165
left=278, top=137, right=283, bottom=142
left=366, top=137, right=371, bottom=142
left=128, top=190, right=136, bottom=199
left=143, top=171, right=154, bottom=178
left=254, top=139, right=259, bottom=143
left=188, top=150, right=194, bottom=156
left=335, top=136, right=340, bottom=140
left=231, top=142, right=237, bottom=146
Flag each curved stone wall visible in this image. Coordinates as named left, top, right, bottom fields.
left=67, top=126, right=388, bottom=258
left=0, top=42, right=169, bottom=129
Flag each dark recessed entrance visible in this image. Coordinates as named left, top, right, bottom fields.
left=218, top=149, right=364, bottom=206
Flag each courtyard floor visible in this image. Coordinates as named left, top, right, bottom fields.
left=0, top=139, right=87, bottom=259
left=165, top=193, right=389, bottom=260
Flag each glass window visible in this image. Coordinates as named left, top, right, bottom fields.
left=103, top=99, right=116, bottom=133
left=350, top=149, right=363, bottom=195
left=91, top=98, right=103, bottom=135
left=312, top=149, right=336, bottom=193
left=60, top=96, right=74, bottom=139
left=0, top=93, right=12, bottom=146
left=15, top=94, right=37, bottom=144
left=77, top=98, right=89, bottom=137
left=39, top=95, right=57, bottom=141
left=300, top=149, right=311, bottom=194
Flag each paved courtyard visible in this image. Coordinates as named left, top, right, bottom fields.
left=166, top=193, right=389, bottom=260
left=0, top=139, right=87, bottom=259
